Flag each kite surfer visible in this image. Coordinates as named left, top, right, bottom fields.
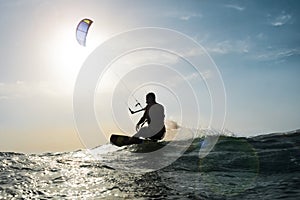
left=132, top=92, right=166, bottom=141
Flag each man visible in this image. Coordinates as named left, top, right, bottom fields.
left=133, top=92, right=166, bottom=140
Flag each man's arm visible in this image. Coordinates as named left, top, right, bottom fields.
left=136, top=107, right=148, bottom=131
left=129, top=107, right=145, bottom=114
left=137, top=115, right=146, bottom=126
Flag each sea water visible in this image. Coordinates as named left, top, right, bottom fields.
left=0, top=130, right=299, bottom=199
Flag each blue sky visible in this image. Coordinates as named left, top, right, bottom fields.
left=0, top=0, right=299, bottom=152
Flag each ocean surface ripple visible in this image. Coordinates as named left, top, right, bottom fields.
left=0, top=130, right=299, bottom=199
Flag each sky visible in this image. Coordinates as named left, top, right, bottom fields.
left=0, top=0, right=299, bottom=153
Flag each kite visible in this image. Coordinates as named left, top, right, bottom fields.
left=76, top=18, right=93, bottom=46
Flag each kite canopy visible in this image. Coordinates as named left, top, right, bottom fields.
left=76, top=18, right=93, bottom=46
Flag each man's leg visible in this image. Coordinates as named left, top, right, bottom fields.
left=133, top=127, right=154, bottom=139
left=149, top=126, right=166, bottom=140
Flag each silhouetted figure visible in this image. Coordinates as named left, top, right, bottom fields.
left=133, top=92, right=166, bottom=140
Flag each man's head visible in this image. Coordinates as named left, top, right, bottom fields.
left=146, top=92, right=156, bottom=104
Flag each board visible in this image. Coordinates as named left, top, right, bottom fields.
left=110, top=134, right=144, bottom=147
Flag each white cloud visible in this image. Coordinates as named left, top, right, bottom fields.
left=184, top=70, right=211, bottom=82
left=200, top=70, right=212, bottom=80
left=0, top=96, right=9, bottom=100
left=224, top=4, right=245, bottom=11
left=184, top=47, right=206, bottom=57
left=165, top=11, right=202, bottom=21
left=270, top=12, right=292, bottom=27
left=256, top=33, right=266, bottom=40
left=206, top=39, right=250, bottom=55
left=164, top=70, right=212, bottom=88
left=180, top=13, right=202, bottom=21
left=253, top=48, right=300, bottom=61
left=0, top=81, right=71, bottom=100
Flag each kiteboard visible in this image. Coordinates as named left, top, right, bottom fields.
left=110, top=134, right=145, bottom=147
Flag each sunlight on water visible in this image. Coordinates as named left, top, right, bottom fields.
left=0, top=131, right=299, bottom=199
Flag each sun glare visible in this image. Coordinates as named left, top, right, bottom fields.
left=48, top=22, right=101, bottom=93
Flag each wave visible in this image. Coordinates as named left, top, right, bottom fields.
left=1, top=130, right=299, bottom=199
left=2, top=130, right=299, bottom=174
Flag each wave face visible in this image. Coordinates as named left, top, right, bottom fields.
left=1, top=130, right=299, bottom=199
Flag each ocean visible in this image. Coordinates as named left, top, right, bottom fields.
left=0, top=130, right=299, bottom=199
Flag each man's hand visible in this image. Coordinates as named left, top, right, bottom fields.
left=136, top=123, right=140, bottom=132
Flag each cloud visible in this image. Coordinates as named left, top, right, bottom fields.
left=224, top=4, right=245, bottom=11
left=256, top=33, right=266, bottom=40
left=179, top=13, right=202, bottom=21
left=164, top=69, right=212, bottom=89
left=206, top=39, right=250, bottom=55
left=0, top=96, right=9, bottom=100
left=254, top=48, right=300, bottom=61
left=0, top=0, right=27, bottom=7
left=183, top=47, right=206, bottom=57
left=0, top=81, right=71, bottom=100
left=165, top=11, right=202, bottom=21
left=270, top=12, right=292, bottom=27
